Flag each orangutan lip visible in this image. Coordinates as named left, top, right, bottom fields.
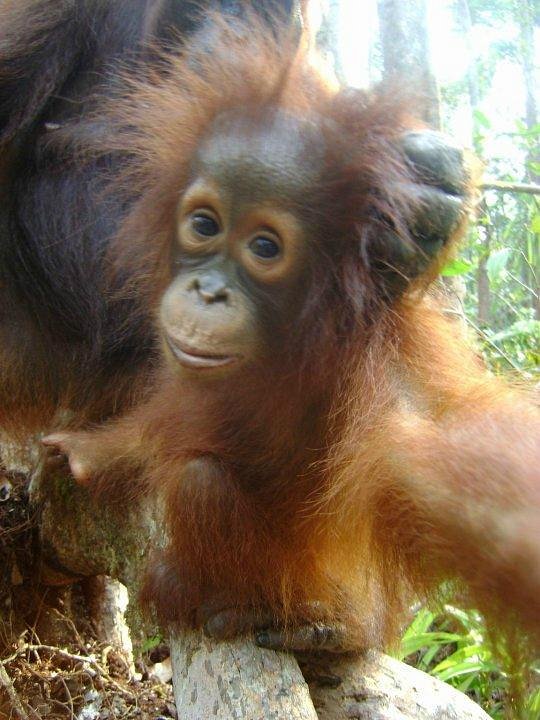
left=165, top=337, right=239, bottom=369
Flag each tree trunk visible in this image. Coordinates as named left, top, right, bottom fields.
left=316, top=0, right=345, bottom=83
left=453, top=0, right=480, bottom=110
left=515, top=0, right=540, bottom=319
left=476, top=199, right=492, bottom=328
left=377, top=0, right=440, bottom=128
left=477, top=252, right=491, bottom=327
left=516, top=0, right=539, bottom=185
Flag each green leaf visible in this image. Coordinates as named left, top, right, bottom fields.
left=518, top=123, right=540, bottom=138
left=441, top=258, right=473, bottom=276
left=422, top=644, right=442, bottom=668
left=526, top=686, right=540, bottom=715
left=434, top=644, right=487, bottom=669
left=402, top=608, right=435, bottom=636
left=531, top=214, right=540, bottom=234
left=486, top=247, right=511, bottom=281
left=433, top=643, right=498, bottom=682
left=443, top=605, right=482, bottom=629
left=399, top=632, right=462, bottom=658
left=141, top=634, right=163, bottom=653
left=489, top=319, right=540, bottom=343
left=436, top=661, right=486, bottom=682
left=473, top=109, right=491, bottom=129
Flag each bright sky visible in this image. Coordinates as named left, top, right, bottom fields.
left=331, top=0, right=535, bottom=174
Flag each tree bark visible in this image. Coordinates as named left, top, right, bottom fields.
left=377, top=0, right=440, bottom=128
left=29, top=457, right=159, bottom=593
left=516, top=0, right=539, bottom=185
left=476, top=252, right=491, bottom=327
left=453, top=0, right=479, bottom=110
left=170, top=631, right=318, bottom=720
left=476, top=197, right=492, bottom=328
left=302, top=650, right=491, bottom=720
left=170, top=633, right=492, bottom=720
left=515, top=0, right=540, bottom=319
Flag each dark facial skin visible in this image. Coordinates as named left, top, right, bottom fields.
left=159, top=111, right=324, bottom=376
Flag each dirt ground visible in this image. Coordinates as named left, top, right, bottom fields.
left=0, top=468, right=175, bottom=720
left=0, top=636, right=176, bottom=720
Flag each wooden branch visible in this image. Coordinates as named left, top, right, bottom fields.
left=302, top=650, right=492, bottom=720
left=170, top=630, right=318, bottom=719
left=481, top=179, right=540, bottom=195
left=169, top=632, right=492, bottom=720
left=0, top=663, right=37, bottom=720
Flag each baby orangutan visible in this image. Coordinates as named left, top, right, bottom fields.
left=44, top=17, right=540, bottom=653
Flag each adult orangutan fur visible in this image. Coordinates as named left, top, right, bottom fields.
left=0, top=0, right=300, bottom=435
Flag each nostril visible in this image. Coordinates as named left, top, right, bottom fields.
left=187, top=275, right=229, bottom=303
left=199, top=287, right=215, bottom=302
left=200, top=285, right=229, bottom=303
left=212, top=286, right=230, bottom=302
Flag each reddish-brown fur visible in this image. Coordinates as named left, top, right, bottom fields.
left=50, top=16, right=540, bottom=650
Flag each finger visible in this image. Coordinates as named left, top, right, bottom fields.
left=42, top=433, right=70, bottom=449
left=204, top=608, right=271, bottom=640
left=43, top=452, right=69, bottom=471
left=42, top=434, right=92, bottom=483
left=256, top=622, right=355, bottom=654
left=410, top=185, right=465, bottom=243
left=69, top=458, right=92, bottom=483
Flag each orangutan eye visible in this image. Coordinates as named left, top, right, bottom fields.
left=191, top=213, right=220, bottom=237
left=249, top=236, right=281, bottom=259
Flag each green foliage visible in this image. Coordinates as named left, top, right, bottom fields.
left=468, top=0, right=514, bottom=25
left=454, top=119, right=540, bottom=376
left=141, top=634, right=163, bottom=654
left=474, top=109, right=492, bottom=130
left=485, top=247, right=510, bottom=281
left=397, top=606, right=540, bottom=719
left=441, top=258, right=473, bottom=276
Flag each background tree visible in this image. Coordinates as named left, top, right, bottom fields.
left=377, top=0, right=440, bottom=127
